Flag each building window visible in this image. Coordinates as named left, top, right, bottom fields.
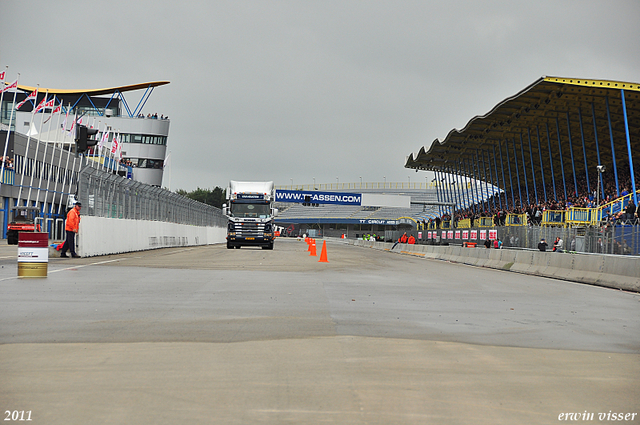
left=120, top=133, right=167, bottom=145
left=123, top=157, right=164, bottom=169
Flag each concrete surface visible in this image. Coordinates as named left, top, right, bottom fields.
left=0, top=239, right=638, bottom=424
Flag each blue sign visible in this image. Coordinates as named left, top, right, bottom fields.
left=276, top=190, right=362, bottom=206
left=237, top=193, right=264, bottom=200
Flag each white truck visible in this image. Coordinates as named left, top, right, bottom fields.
left=223, top=181, right=278, bottom=250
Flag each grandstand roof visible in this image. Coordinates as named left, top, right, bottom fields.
left=405, top=76, right=639, bottom=199
left=14, top=81, right=170, bottom=96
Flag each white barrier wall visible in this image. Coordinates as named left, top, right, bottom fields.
left=77, top=216, right=227, bottom=257
left=348, top=239, right=640, bottom=293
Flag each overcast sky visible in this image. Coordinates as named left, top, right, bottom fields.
left=2, top=0, right=639, bottom=191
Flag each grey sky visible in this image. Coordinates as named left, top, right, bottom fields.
left=2, top=0, right=639, bottom=191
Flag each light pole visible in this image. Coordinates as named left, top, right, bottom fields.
left=359, top=176, right=362, bottom=188
left=290, top=178, right=293, bottom=189
left=313, top=177, right=316, bottom=189
left=596, top=165, right=606, bottom=208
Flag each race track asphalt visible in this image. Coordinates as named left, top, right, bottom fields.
left=1, top=239, right=638, bottom=424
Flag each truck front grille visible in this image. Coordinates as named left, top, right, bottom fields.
left=236, top=223, right=265, bottom=237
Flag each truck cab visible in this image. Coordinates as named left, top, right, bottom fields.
left=224, top=181, right=278, bottom=250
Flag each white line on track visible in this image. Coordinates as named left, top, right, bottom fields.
left=0, top=258, right=128, bottom=282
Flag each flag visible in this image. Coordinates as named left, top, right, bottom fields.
left=33, top=96, right=47, bottom=114
left=68, top=116, right=82, bottom=137
left=98, top=129, right=109, bottom=150
left=34, top=97, right=55, bottom=114
left=163, top=152, right=171, bottom=170
left=116, top=134, right=123, bottom=160
left=1, top=80, right=18, bottom=93
left=0, top=71, right=5, bottom=81
left=15, top=89, right=37, bottom=110
left=111, top=134, right=119, bottom=154
left=43, top=100, right=62, bottom=124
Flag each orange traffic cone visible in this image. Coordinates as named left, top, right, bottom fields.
left=318, top=240, right=329, bottom=263
left=309, top=240, right=317, bottom=256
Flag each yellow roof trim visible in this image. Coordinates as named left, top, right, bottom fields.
left=14, top=81, right=170, bottom=95
left=543, top=76, right=640, bottom=92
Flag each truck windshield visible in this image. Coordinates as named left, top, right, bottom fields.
left=230, top=203, right=271, bottom=218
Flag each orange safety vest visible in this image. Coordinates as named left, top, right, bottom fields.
left=65, top=207, right=81, bottom=232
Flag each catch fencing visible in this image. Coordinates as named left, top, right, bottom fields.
left=498, top=224, right=640, bottom=256
left=416, top=224, right=640, bottom=256
left=77, top=166, right=226, bottom=228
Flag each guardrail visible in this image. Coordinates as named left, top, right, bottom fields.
left=457, top=218, right=472, bottom=229
left=541, top=210, right=566, bottom=227
left=567, top=208, right=593, bottom=226
left=477, top=217, right=495, bottom=227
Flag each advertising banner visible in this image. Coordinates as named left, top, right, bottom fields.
left=275, top=190, right=362, bottom=205
left=480, top=230, right=487, bottom=240
left=447, top=231, right=454, bottom=239
left=470, top=230, right=477, bottom=239
left=462, top=230, right=469, bottom=239
left=489, top=229, right=498, bottom=240
left=17, top=232, right=48, bottom=277
left=455, top=231, right=460, bottom=239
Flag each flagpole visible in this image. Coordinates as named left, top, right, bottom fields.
left=108, top=131, right=118, bottom=174
left=26, top=90, right=49, bottom=207
left=89, top=117, right=96, bottom=168
left=16, top=84, right=39, bottom=207
left=0, top=72, right=18, bottom=197
left=56, top=105, right=74, bottom=216
left=35, top=96, right=58, bottom=209
left=95, top=120, right=101, bottom=170
left=102, top=125, right=110, bottom=172
left=98, top=124, right=108, bottom=172
left=47, top=99, right=64, bottom=218
left=68, top=136, right=79, bottom=209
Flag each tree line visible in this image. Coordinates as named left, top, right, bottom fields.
left=176, top=187, right=226, bottom=209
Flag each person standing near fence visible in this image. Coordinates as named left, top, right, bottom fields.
left=61, top=202, right=82, bottom=258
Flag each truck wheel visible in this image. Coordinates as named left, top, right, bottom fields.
left=7, top=231, right=18, bottom=245
left=227, top=242, right=233, bottom=249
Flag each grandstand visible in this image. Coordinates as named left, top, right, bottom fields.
left=402, top=76, right=639, bottom=254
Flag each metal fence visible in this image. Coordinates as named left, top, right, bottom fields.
left=77, top=167, right=226, bottom=228
left=497, top=224, right=640, bottom=256
left=413, top=224, right=640, bottom=256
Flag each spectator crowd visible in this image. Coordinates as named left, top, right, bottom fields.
left=427, top=169, right=639, bottom=228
